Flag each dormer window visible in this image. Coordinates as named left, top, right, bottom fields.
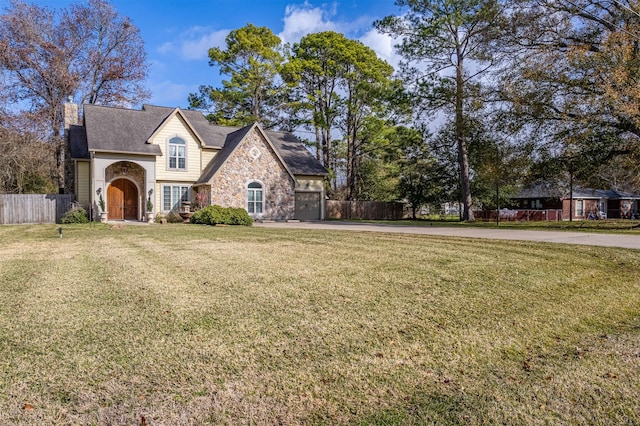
left=168, top=136, right=186, bottom=170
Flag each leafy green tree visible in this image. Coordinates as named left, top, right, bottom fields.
left=500, top=0, right=640, bottom=188
left=282, top=31, right=350, bottom=188
left=396, top=127, right=450, bottom=219
left=339, top=43, right=395, bottom=200
left=376, top=0, right=504, bottom=220
left=283, top=31, right=396, bottom=199
left=189, top=24, right=285, bottom=129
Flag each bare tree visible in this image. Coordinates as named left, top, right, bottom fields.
left=0, top=0, right=149, bottom=191
left=0, top=127, right=57, bottom=194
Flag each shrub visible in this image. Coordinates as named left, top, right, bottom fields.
left=228, top=207, right=253, bottom=226
left=165, top=211, right=184, bottom=223
left=190, top=205, right=252, bottom=226
left=60, top=206, right=89, bottom=224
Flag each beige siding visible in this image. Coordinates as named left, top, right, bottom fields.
left=76, top=161, right=90, bottom=204
left=151, top=114, right=203, bottom=182
left=201, top=149, right=217, bottom=171
left=294, top=175, right=324, bottom=192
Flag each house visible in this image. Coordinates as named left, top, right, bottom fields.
left=562, top=188, right=640, bottom=220
left=510, top=183, right=564, bottom=211
left=66, top=103, right=328, bottom=221
left=511, top=183, right=640, bottom=220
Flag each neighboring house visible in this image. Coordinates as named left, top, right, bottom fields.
left=67, top=103, right=328, bottom=221
left=511, top=183, right=640, bottom=220
left=510, top=183, right=564, bottom=211
left=562, top=188, right=640, bottom=220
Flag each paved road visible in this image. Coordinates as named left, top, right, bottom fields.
left=255, top=221, right=640, bottom=250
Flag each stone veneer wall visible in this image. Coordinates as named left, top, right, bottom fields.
left=209, top=128, right=295, bottom=220
left=105, top=161, right=145, bottom=191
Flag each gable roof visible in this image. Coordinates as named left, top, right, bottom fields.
left=515, top=183, right=640, bottom=200
left=69, top=125, right=89, bottom=159
left=197, top=123, right=301, bottom=184
left=567, top=187, right=640, bottom=200
left=514, top=183, right=564, bottom=199
left=266, top=130, right=329, bottom=176
left=146, top=107, right=207, bottom=147
left=197, top=125, right=254, bottom=184
left=69, top=104, right=328, bottom=177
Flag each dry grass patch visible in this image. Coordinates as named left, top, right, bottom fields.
left=0, top=223, right=638, bottom=425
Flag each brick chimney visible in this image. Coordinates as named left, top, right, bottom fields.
left=63, top=97, right=79, bottom=195
left=64, top=97, right=79, bottom=131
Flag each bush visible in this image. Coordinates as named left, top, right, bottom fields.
left=190, top=205, right=252, bottom=226
left=165, top=211, right=184, bottom=223
left=60, top=206, right=89, bottom=224
left=228, top=207, right=253, bottom=226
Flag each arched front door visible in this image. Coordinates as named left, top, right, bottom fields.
left=107, top=179, right=139, bottom=220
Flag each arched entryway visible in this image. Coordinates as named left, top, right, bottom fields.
left=107, top=178, right=139, bottom=220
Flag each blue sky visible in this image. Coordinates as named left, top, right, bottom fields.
left=1, top=0, right=405, bottom=108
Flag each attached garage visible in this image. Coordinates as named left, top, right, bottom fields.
left=295, top=192, right=322, bottom=220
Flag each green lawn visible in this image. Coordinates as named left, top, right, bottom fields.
left=1, top=224, right=639, bottom=425
left=354, top=217, right=640, bottom=234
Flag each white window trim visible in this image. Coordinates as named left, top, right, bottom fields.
left=246, top=179, right=265, bottom=216
left=575, top=199, right=584, bottom=217
left=161, top=183, right=191, bottom=213
left=167, top=135, right=187, bottom=172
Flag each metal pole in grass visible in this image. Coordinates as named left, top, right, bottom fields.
left=496, top=180, right=499, bottom=227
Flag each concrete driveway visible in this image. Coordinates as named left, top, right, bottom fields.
left=255, top=221, right=640, bottom=250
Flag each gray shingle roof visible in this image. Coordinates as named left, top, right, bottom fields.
left=569, top=187, right=640, bottom=200
left=70, top=104, right=328, bottom=177
left=69, top=125, right=89, bottom=159
left=82, top=104, right=163, bottom=155
left=196, top=125, right=254, bottom=184
left=266, top=130, right=329, bottom=176
left=515, top=183, right=640, bottom=200
left=514, top=183, right=564, bottom=199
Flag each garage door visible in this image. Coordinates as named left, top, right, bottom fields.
left=295, top=192, right=321, bottom=220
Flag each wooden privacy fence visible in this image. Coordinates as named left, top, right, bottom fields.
left=326, top=200, right=405, bottom=220
left=0, top=194, right=75, bottom=224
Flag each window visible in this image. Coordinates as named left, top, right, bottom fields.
left=162, top=185, right=190, bottom=212
left=247, top=181, right=263, bottom=214
left=576, top=200, right=583, bottom=217
left=168, top=136, right=186, bottom=170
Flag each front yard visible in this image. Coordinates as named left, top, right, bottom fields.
left=0, top=224, right=638, bottom=424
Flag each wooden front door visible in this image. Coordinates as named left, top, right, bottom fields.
left=107, top=179, right=138, bottom=220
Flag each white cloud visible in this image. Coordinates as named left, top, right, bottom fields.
left=279, top=2, right=340, bottom=44
left=157, top=26, right=229, bottom=61
left=279, top=2, right=402, bottom=73
left=157, top=41, right=174, bottom=55
left=180, top=28, right=229, bottom=60
left=148, top=80, right=193, bottom=108
left=358, top=29, right=401, bottom=71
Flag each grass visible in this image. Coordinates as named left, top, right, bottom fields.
left=353, top=217, right=640, bottom=234
left=0, top=223, right=639, bottom=425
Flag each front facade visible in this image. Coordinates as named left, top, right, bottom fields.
left=68, top=103, right=328, bottom=221
left=510, top=184, right=640, bottom=220
left=562, top=188, right=640, bottom=220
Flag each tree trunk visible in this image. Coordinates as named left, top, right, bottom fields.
left=455, top=46, right=474, bottom=221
